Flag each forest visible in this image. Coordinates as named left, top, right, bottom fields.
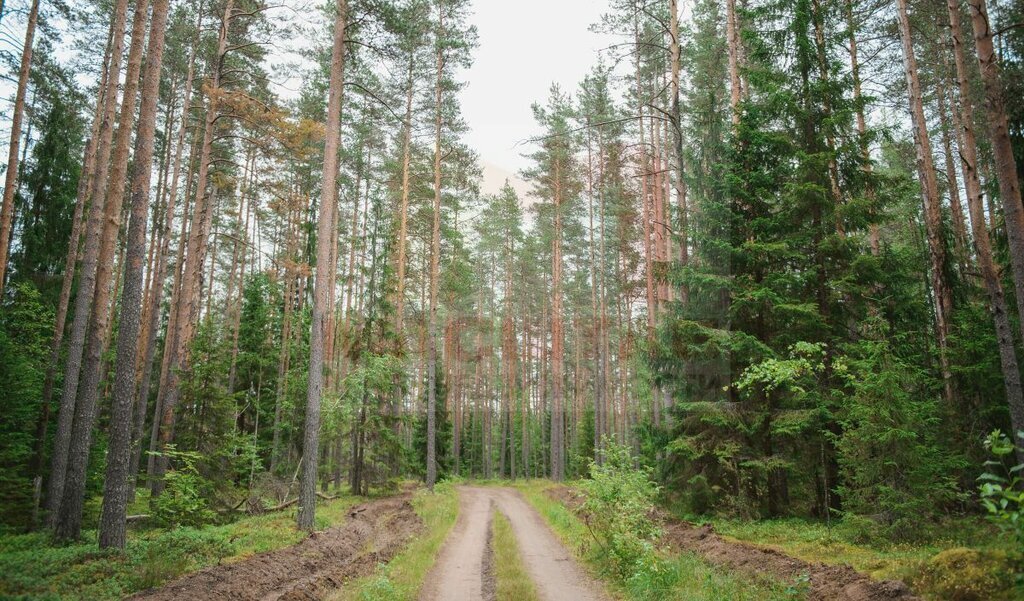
left=0, top=0, right=1023, bottom=599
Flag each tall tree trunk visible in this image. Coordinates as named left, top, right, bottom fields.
left=148, top=126, right=199, bottom=486
left=669, top=0, right=688, bottom=302
left=152, top=0, right=235, bottom=492
left=550, top=155, right=565, bottom=481
left=936, top=74, right=970, bottom=271
left=426, top=0, right=445, bottom=492
left=0, top=0, right=39, bottom=293
left=895, top=0, right=956, bottom=406
left=99, top=0, right=170, bottom=548
left=30, top=34, right=110, bottom=517
left=46, top=0, right=130, bottom=528
left=585, top=121, right=603, bottom=463
left=298, top=0, right=347, bottom=530
left=55, top=0, right=151, bottom=541
left=133, top=32, right=200, bottom=488
left=960, top=0, right=1024, bottom=458
left=396, top=56, right=415, bottom=336
left=965, top=0, right=1024, bottom=341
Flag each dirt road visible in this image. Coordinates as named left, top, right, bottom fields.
left=419, top=486, right=608, bottom=601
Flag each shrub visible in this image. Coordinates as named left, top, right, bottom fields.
left=149, top=448, right=215, bottom=528
left=978, top=431, right=1024, bottom=548
left=686, top=474, right=715, bottom=515
left=836, top=340, right=964, bottom=539
left=580, top=442, right=661, bottom=579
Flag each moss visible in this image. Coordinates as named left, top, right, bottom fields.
left=912, top=547, right=1020, bottom=601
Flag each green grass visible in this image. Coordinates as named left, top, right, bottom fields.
left=331, top=481, right=459, bottom=601
left=510, top=480, right=796, bottom=601
left=492, top=508, right=539, bottom=601
left=0, top=490, right=361, bottom=601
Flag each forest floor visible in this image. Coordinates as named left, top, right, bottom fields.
left=1, top=480, right=1016, bottom=600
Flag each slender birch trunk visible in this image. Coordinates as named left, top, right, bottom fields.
left=895, top=0, right=956, bottom=406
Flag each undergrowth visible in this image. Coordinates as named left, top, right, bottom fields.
left=0, top=490, right=359, bottom=600
left=516, top=468, right=794, bottom=597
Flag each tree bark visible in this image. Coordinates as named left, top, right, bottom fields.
left=298, top=0, right=347, bottom=530
left=55, top=0, right=151, bottom=541
left=396, top=56, right=415, bottom=336
left=895, top=0, right=955, bottom=406
left=46, top=0, right=130, bottom=528
left=550, top=148, right=565, bottom=481
left=965, top=0, right=1024, bottom=347
left=0, top=0, right=39, bottom=293
left=426, top=0, right=445, bottom=491
left=961, top=0, right=1024, bottom=459
left=152, top=0, right=235, bottom=493
left=132, top=35, right=201, bottom=491
left=31, top=38, right=109, bottom=509
left=99, top=0, right=171, bottom=548
left=936, top=71, right=970, bottom=271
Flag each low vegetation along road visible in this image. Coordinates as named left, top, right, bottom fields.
left=420, top=486, right=608, bottom=601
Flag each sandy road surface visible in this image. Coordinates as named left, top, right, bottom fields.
left=419, top=486, right=608, bottom=601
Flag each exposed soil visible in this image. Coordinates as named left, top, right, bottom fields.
left=420, top=486, right=609, bottom=601
left=130, top=493, right=422, bottom=601
left=546, top=486, right=921, bottom=601
left=418, top=486, right=492, bottom=601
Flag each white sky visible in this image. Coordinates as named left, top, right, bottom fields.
left=461, top=0, right=616, bottom=195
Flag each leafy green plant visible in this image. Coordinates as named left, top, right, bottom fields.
left=580, top=442, right=662, bottom=579
left=149, top=447, right=216, bottom=528
left=978, top=431, right=1024, bottom=547
left=784, top=573, right=810, bottom=597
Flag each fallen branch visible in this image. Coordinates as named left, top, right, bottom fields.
left=268, top=497, right=299, bottom=512
left=126, top=514, right=150, bottom=524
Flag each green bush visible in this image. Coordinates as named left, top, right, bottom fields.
left=979, top=431, right=1024, bottom=548
left=580, top=442, right=662, bottom=579
left=149, top=448, right=216, bottom=528
left=686, top=474, right=715, bottom=515
left=836, top=341, right=964, bottom=539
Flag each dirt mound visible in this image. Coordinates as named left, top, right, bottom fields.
left=659, top=519, right=919, bottom=601
left=130, top=494, right=422, bottom=601
left=544, top=485, right=919, bottom=601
